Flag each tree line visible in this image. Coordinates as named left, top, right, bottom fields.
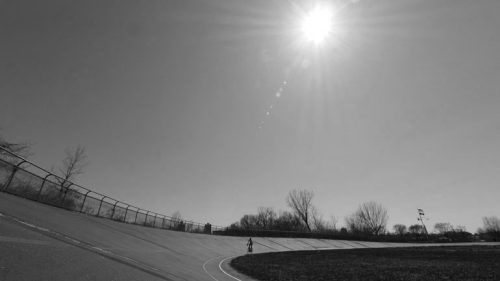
left=227, top=188, right=500, bottom=242
left=229, top=189, right=390, bottom=236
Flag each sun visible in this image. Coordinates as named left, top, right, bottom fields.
left=300, top=5, right=336, bottom=45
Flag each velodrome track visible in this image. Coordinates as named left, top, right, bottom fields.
left=1, top=192, right=498, bottom=281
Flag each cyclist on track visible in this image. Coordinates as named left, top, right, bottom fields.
left=247, top=237, right=253, bottom=253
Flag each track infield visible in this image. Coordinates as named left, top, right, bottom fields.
left=231, top=245, right=500, bottom=281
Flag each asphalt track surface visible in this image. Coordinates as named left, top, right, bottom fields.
left=1, top=192, right=499, bottom=281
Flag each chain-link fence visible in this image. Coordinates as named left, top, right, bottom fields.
left=0, top=147, right=225, bottom=234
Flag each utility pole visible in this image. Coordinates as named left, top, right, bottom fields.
left=417, top=208, right=429, bottom=239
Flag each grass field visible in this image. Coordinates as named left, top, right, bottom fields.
left=231, top=245, right=500, bottom=281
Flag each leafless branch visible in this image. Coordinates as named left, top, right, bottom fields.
left=58, top=145, right=88, bottom=189
left=286, top=189, right=314, bottom=232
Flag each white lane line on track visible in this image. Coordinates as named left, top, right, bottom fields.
left=64, top=236, right=81, bottom=244
left=219, top=256, right=242, bottom=281
left=202, top=256, right=222, bottom=281
left=203, top=256, right=243, bottom=281
left=14, top=219, right=50, bottom=232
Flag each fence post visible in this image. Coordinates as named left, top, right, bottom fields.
left=110, top=200, right=119, bottom=219
left=61, top=183, right=73, bottom=208
left=153, top=213, right=157, bottom=228
left=124, top=205, right=130, bottom=223
left=2, top=160, right=26, bottom=192
left=145, top=211, right=150, bottom=226
left=80, top=190, right=92, bottom=213
left=37, top=174, right=53, bottom=201
left=97, top=196, right=107, bottom=217
left=161, top=216, right=166, bottom=229
left=134, top=209, right=140, bottom=224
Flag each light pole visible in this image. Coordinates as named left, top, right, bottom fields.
left=417, top=208, right=429, bottom=239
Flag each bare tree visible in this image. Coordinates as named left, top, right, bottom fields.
left=328, top=215, right=339, bottom=231
left=240, top=214, right=258, bottom=230
left=311, top=206, right=326, bottom=231
left=346, top=201, right=389, bottom=235
left=58, top=145, right=88, bottom=189
left=408, top=224, right=425, bottom=234
left=286, top=189, right=314, bottom=232
left=481, top=216, right=500, bottom=233
left=434, top=222, right=453, bottom=234
left=393, top=224, right=407, bottom=236
left=228, top=222, right=241, bottom=230
left=274, top=211, right=304, bottom=232
left=311, top=207, right=338, bottom=232
left=345, top=213, right=365, bottom=234
left=256, top=207, right=277, bottom=230
left=478, top=216, right=500, bottom=241
left=0, top=132, right=32, bottom=159
left=170, top=211, right=185, bottom=231
left=171, top=210, right=182, bottom=222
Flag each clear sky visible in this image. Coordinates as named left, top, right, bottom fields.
left=2, top=0, right=499, bottom=232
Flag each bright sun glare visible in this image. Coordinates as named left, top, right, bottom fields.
left=301, top=5, right=335, bottom=45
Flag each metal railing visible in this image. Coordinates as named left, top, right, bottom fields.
left=0, top=147, right=225, bottom=234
